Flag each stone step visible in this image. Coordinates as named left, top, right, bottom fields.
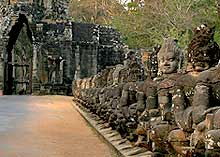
left=124, top=147, right=147, bottom=156
left=72, top=101, right=151, bottom=157
left=132, top=151, right=152, bottom=157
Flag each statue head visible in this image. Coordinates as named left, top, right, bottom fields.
left=158, top=38, right=181, bottom=75
left=91, top=73, right=102, bottom=88
left=187, top=24, right=220, bottom=72
left=113, top=64, right=124, bottom=85
left=124, top=50, right=144, bottom=82
left=107, top=67, right=115, bottom=86
left=90, top=76, right=95, bottom=88
left=99, top=88, right=106, bottom=104
left=81, top=78, right=87, bottom=89
left=76, top=79, right=82, bottom=89
left=85, top=77, right=92, bottom=89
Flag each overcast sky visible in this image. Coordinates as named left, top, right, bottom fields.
left=119, top=0, right=131, bottom=4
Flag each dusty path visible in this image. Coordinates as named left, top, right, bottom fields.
left=0, top=95, right=117, bottom=157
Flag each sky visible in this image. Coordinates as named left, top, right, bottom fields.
left=118, top=0, right=131, bottom=4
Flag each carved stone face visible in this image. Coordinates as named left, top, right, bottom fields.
left=76, top=79, right=82, bottom=89
left=107, top=68, right=114, bottom=86
left=81, top=79, right=87, bottom=89
left=113, top=64, right=124, bottom=85
left=85, top=78, right=92, bottom=89
left=91, top=75, right=98, bottom=88
left=158, top=52, right=178, bottom=74
left=158, top=39, right=179, bottom=74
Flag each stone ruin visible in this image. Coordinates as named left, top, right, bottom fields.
left=72, top=23, right=125, bottom=79
left=73, top=24, right=220, bottom=156
left=0, top=0, right=125, bottom=95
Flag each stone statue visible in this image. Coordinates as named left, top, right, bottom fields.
left=114, top=50, right=145, bottom=139
left=106, top=67, right=115, bottom=86
left=134, top=38, right=182, bottom=155
left=187, top=24, right=219, bottom=72
left=72, top=24, right=220, bottom=157
left=168, top=24, right=220, bottom=156
left=85, top=77, right=92, bottom=89
left=90, top=75, right=98, bottom=88
left=108, top=85, right=123, bottom=129
left=126, top=89, right=145, bottom=143
left=48, top=55, right=63, bottom=84
left=119, top=82, right=138, bottom=118
left=97, top=69, right=110, bottom=88
left=148, top=38, right=182, bottom=154
left=189, top=65, right=220, bottom=156
left=72, top=79, right=82, bottom=98
left=112, top=64, right=124, bottom=85
left=119, top=50, right=144, bottom=84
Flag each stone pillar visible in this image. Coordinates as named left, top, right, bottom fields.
left=74, top=45, right=80, bottom=79
left=32, top=40, right=41, bottom=94
left=0, top=38, right=4, bottom=95
left=59, top=59, right=64, bottom=84
left=0, top=36, right=9, bottom=95
left=91, top=44, right=98, bottom=75
left=32, top=40, right=38, bottom=79
left=12, top=49, right=16, bottom=78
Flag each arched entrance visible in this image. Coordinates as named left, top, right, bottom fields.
left=4, top=13, right=33, bottom=95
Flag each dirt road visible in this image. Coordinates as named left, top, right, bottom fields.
left=0, top=96, right=118, bottom=157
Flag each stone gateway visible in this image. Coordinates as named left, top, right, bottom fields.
left=0, top=0, right=124, bottom=95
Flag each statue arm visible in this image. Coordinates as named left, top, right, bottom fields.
left=172, top=87, right=193, bottom=132
left=172, top=87, right=186, bottom=113
left=120, top=89, right=129, bottom=118
left=192, top=83, right=210, bottom=125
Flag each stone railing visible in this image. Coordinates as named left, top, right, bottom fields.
left=72, top=27, right=220, bottom=156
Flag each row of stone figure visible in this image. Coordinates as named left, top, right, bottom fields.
left=72, top=24, right=220, bottom=156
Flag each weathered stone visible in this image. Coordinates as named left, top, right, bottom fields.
left=168, top=25, right=220, bottom=156
left=187, top=24, right=220, bottom=72
left=0, top=1, right=125, bottom=95
left=133, top=38, right=183, bottom=154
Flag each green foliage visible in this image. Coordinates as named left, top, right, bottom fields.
left=69, top=0, right=124, bottom=25
left=69, top=0, right=220, bottom=48
left=112, top=0, right=220, bottom=49
left=127, top=2, right=138, bottom=9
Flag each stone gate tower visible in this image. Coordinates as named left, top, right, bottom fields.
left=0, top=0, right=125, bottom=95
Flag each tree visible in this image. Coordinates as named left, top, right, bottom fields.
left=69, top=0, right=124, bottom=25
left=69, top=0, right=220, bottom=49
left=112, top=0, right=220, bottom=49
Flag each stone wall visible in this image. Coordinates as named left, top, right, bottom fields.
left=31, top=22, right=73, bottom=95
left=0, top=1, right=125, bottom=95
left=72, top=23, right=125, bottom=79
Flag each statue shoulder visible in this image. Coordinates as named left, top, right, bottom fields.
left=142, top=78, right=157, bottom=95
left=159, top=73, right=182, bottom=89
left=175, top=73, right=197, bottom=87
left=197, top=67, right=219, bottom=84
